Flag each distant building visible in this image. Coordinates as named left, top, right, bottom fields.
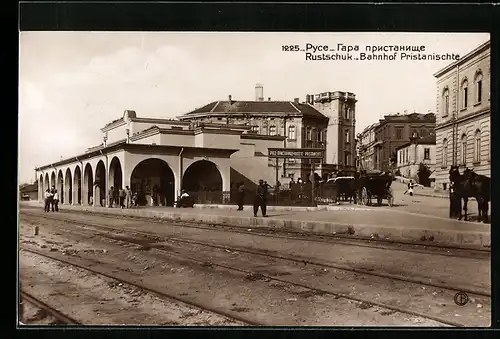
left=356, top=122, right=379, bottom=171
left=433, top=40, right=490, bottom=190
left=19, top=181, right=38, bottom=201
left=396, top=134, right=436, bottom=182
left=359, top=112, right=436, bottom=172
left=178, top=85, right=357, bottom=180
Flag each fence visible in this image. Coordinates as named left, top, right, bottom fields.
left=185, top=182, right=346, bottom=207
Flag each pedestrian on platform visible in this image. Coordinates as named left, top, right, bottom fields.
left=44, top=189, right=52, bottom=212
left=125, top=186, right=132, bottom=208
left=108, top=186, right=114, bottom=208
left=236, top=182, right=245, bottom=211
left=449, top=181, right=462, bottom=219
left=53, top=189, right=59, bottom=212
left=253, top=179, right=268, bottom=217
left=50, top=187, right=55, bottom=211
left=119, top=188, right=126, bottom=208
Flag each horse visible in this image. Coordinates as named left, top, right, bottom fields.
left=449, top=166, right=490, bottom=222
left=462, top=168, right=490, bottom=223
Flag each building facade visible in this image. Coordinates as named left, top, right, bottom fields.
left=356, top=122, right=379, bottom=171
left=178, top=85, right=357, bottom=181
left=396, top=134, right=436, bottom=182
left=35, top=110, right=284, bottom=207
left=433, top=40, right=490, bottom=190
left=373, top=112, right=436, bottom=172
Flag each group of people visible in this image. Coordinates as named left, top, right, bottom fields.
left=43, top=186, right=59, bottom=212
left=108, top=186, right=134, bottom=208
left=235, top=179, right=270, bottom=217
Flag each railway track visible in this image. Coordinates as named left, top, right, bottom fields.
left=20, top=290, right=81, bottom=325
left=21, top=212, right=491, bottom=297
left=20, top=213, right=490, bottom=326
left=20, top=247, right=258, bottom=326
left=20, top=208, right=490, bottom=258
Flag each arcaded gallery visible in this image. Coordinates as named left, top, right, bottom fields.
left=35, top=110, right=265, bottom=207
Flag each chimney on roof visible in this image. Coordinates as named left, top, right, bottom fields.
left=306, top=94, right=310, bottom=104
left=404, top=110, right=407, bottom=114
left=294, top=98, right=299, bottom=104
left=255, top=84, right=264, bottom=101
left=268, top=97, right=271, bottom=101
left=228, top=95, right=232, bottom=103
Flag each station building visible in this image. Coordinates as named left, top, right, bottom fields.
left=35, top=109, right=284, bottom=207
left=35, top=85, right=358, bottom=207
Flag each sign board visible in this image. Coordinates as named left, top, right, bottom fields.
left=268, top=148, right=324, bottom=159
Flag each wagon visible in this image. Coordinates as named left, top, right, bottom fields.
left=355, top=171, right=395, bottom=207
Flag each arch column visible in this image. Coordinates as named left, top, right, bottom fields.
left=38, top=174, right=43, bottom=202
left=220, top=163, right=231, bottom=204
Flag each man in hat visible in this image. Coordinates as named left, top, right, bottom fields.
left=253, top=179, right=268, bottom=217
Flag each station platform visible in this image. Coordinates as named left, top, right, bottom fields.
left=19, top=201, right=490, bottom=248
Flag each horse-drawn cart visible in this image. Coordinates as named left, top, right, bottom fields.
left=356, top=171, right=395, bottom=207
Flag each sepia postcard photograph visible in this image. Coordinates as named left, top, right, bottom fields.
left=18, top=30, right=491, bottom=328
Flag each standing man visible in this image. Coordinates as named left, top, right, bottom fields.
left=53, top=189, right=59, bottom=212
left=50, top=186, right=56, bottom=212
left=44, top=189, right=52, bottom=212
left=253, top=179, right=268, bottom=217
left=236, top=182, right=245, bottom=211
left=119, top=187, right=126, bottom=208
left=108, top=186, right=114, bottom=208
left=125, top=186, right=132, bottom=208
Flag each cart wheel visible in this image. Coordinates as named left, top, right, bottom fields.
left=361, top=187, right=368, bottom=205
left=387, top=187, right=394, bottom=207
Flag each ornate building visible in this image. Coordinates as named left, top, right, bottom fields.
left=433, top=40, right=490, bottom=190
left=357, top=112, right=436, bottom=172
left=178, top=85, right=357, bottom=180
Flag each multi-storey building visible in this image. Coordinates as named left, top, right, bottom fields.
left=178, top=85, right=357, bottom=181
left=373, top=112, right=436, bottom=172
left=357, top=122, right=379, bottom=171
left=433, top=40, right=490, bottom=190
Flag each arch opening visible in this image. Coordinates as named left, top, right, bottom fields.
left=39, top=174, right=44, bottom=201
left=57, top=170, right=64, bottom=204
left=50, top=172, right=56, bottom=190
left=182, top=160, right=223, bottom=204
left=73, top=166, right=82, bottom=204
left=130, top=158, right=175, bottom=207
left=65, top=168, right=73, bottom=205
left=83, top=164, right=93, bottom=205
left=95, top=161, right=106, bottom=207
left=44, top=174, right=50, bottom=194
left=109, top=157, right=123, bottom=207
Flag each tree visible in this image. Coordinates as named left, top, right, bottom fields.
left=417, top=162, right=432, bottom=187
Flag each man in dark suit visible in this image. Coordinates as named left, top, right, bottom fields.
left=449, top=182, right=462, bottom=219
left=253, top=179, right=268, bottom=217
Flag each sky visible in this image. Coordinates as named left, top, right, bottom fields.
left=19, top=31, right=490, bottom=184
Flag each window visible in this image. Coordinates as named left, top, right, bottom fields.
left=420, top=129, right=427, bottom=137
left=474, top=129, right=481, bottom=163
left=251, top=125, right=259, bottom=133
left=475, top=71, right=483, bottom=103
left=396, top=128, right=403, bottom=139
left=442, top=88, right=450, bottom=116
left=344, top=152, right=350, bottom=166
left=424, top=148, right=430, bottom=160
left=462, top=79, right=468, bottom=109
left=442, top=139, right=448, bottom=167
left=269, top=125, right=276, bottom=136
left=405, top=148, right=408, bottom=163
left=319, top=129, right=324, bottom=142
left=288, top=125, right=296, bottom=140
left=307, top=128, right=312, bottom=141
left=461, top=134, right=467, bottom=165
left=345, top=130, right=350, bottom=143
left=345, top=107, right=350, bottom=119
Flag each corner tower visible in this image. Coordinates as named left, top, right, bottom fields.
left=308, top=91, right=357, bottom=171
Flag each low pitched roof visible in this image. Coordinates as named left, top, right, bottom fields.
left=183, top=100, right=327, bottom=119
